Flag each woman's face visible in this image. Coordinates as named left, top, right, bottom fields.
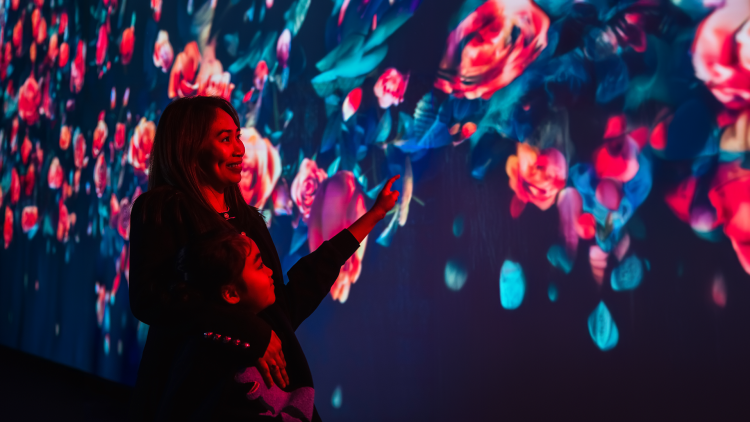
left=200, top=108, right=244, bottom=190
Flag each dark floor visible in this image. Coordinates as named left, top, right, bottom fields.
left=0, top=345, right=131, bottom=421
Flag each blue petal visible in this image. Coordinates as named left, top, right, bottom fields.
left=547, top=244, right=574, bottom=274
left=588, top=301, right=619, bottom=351
left=444, top=259, right=468, bottom=291
left=452, top=215, right=464, bottom=238
left=331, top=385, right=343, bottom=409
left=611, top=255, right=644, bottom=291
left=548, top=283, right=559, bottom=302
left=499, top=260, right=526, bottom=310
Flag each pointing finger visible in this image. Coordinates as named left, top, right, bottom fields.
left=384, top=174, right=401, bottom=192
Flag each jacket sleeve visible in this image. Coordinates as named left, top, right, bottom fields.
left=128, top=193, right=272, bottom=361
left=284, top=229, right=361, bottom=330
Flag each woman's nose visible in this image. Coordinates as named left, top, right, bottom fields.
left=234, top=137, right=245, bottom=157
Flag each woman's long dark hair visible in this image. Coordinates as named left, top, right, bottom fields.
left=140, top=96, right=262, bottom=233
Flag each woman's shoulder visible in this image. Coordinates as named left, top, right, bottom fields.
left=133, top=185, right=189, bottom=225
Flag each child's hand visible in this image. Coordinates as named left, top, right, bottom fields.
left=371, top=175, right=400, bottom=218
left=255, top=330, right=289, bottom=389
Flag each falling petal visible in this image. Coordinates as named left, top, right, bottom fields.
left=588, top=301, right=619, bottom=351
left=499, top=260, right=526, bottom=310
left=547, top=244, right=573, bottom=274
left=613, top=233, right=630, bottom=261
left=398, top=155, right=412, bottom=227
left=589, top=245, right=608, bottom=285
left=611, top=255, right=643, bottom=291
left=548, top=282, right=558, bottom=302
left=712, top=273, right=727, bottom=308
left=331, top=385, right=343, bottom=409
left=453, top=214, right=464, bottom=237
left=342, top=87, right=362, bottom=122
left=444, top=259, right=468, bottom=291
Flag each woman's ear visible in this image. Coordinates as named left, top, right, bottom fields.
left=220, top=284, right=241, bottom=305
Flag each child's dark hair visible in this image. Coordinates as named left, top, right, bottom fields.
left=177, top=229, right=250, bottom=301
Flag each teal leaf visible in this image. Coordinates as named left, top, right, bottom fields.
left=499, top=260, right=526, bottom=310
left=366, top=179, right=386, bottom=200
left=588, top=301, right=619, bottom=351
left=327, top=156, right=341, bottom=177
left=445, top=259, right=468, bottom=291
left=611, top=255, right=644, bottom=291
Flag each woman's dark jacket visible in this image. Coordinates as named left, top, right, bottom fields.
left=128, top=186, right=360, bottom=420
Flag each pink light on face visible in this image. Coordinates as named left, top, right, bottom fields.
left=342, top=88, right=362, bottom=122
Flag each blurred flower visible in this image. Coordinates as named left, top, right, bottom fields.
left=10, top=168, right=19, bottom=204
left=152, top=31, right=174, bottom=73
left=434, top=0, right=550, bottom=100
left=152, top=0, right=163, bottom=22
left=33, top=11, right=47, bottom=45
left=238, top=127, right=281, bottom=208
left=73, top=130, right=86, bottom=169
left=290, top=158, right=328, bottom=223
left=58, top=12, right=68, bottom=36
left=3, top=206, right=12, bottom=249
left=92, top=116, right=108, bottom=157
left=70, top=40, right=86, bottom=93
left=94, top=154, right=108, bottom=198
left=342, top=87, right=361, bottom=121
left=708, top=161, right=750, bottom=274
left=506, top=143, right=567, bottom=218
left=276, top=29, right=291, bottom=69
left=692, top=0, right=750, bottom=109
left=594, top=135, right=641, bottom=183
left=127, top=118, right=156, bottom=176
left=1, top=43, right=12, bottom=80
left=120, top=27, right=135, bottom=65
left=373, top=68, right=409, bottom=109
left=21, top=206, right=38, bottom=233
left=48, top=157, right=63, bottom=189
left=308, top=171, right=367, bottom=303
left=168, top=41, right=201, bottom=98
left=271, top=178, right=293, bottom=216
left=21, top=135, right=32, bottom=165
left=13, top=13, right=23, bottom=57
left=114, top=123, right=126, bottom=150
left=254, top=60, right=269, bottom=91
left=59, top=125, right=71, bottom=150
left=96, top=24, right=108, bottom=66
left=720, top=109, right=750, bottom=152
left=198, top=71, right=235, bottom=101
left=19, top=74, right=41, bottom=125
left=22, top=163, right=35, bottom=196
left=59, top=41, right=69, bottom=67
left=56, top=201, right=70, bottom=242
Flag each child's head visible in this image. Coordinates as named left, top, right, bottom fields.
left=179, top=229, right=275, bottom=314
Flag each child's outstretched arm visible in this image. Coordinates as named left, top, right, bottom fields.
left=348, top=175, right=400, bottom=242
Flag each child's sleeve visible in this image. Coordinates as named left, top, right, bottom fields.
left=284, top=229, right=360, bottom=329
left=129, top=192, right=273, bottom=362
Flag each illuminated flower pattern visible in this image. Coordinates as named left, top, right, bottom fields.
left=238, top=128, right=281, bottom=208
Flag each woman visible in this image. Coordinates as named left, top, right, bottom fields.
left=128, top=96, right=398, bottom=420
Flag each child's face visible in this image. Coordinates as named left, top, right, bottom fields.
left=236, top=237, right=276, bottom=313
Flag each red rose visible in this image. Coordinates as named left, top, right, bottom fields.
left=10, top=168, right=20, bottom=204
left=127, top=118, right=156, bottom=175
left=152, top=0, right=163, bottom=22
left=21, top=206, right=38, bottom=233
left=434, top=0, right=550, bottom=100
left=21, top=135, right=32, bottom=165
left=59, top=125, right=71, bottom=150
left=692, top=0, right=750, bottom=109
left=58, top=41, right=69, bottom=67
left=238, top=127, right=281, bottom=207
left=593, top=135, right=640, bottom=183
left=120, top=27, right=135, bottom=65
left=308, top=171, right=367, bottom=303
left=168, top=41, right=201, bottom=98
left=19, top=74, right=42, bottom=125
left=94, top=154, right=108, bottom=198
left=290, top=158, right=328, bottom=223
left=70, top=40, right=86, bottom=93
left=73, top=129, right=86, bottom=169
left=96, top=24, right=108, bottom=66
left=254, top=60, right=268, bottom=91
left=48, top=157, right=63, bottom=189
left=114, top=123, right=126, bottom=150
left=506, top=142, right=567, bottom=218
left=92, top=118, right=108, bottom=157
left=373, top=68, right=409, bottom=109
left=3, top=206, right=12, bottom=249
left=152, top=30, right=173, bottom=73
left=708, top=162, right=750, bottom=274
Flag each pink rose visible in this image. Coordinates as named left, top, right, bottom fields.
left=114, top=123, right=126, bottom=150
left=254, top=60, right=269, bottom=91
left=151, top=0, right=163, bottom=22
left=708, top=162, right=750, bottom=274
left=435, top=0, right=550, bottom=100
left=198, top=71, right=235, bottom=101
left=168, top=41, right=201, bottom=98
left=290, top=158, right=328, bottom=223
left=238, top=127, right=281, bottom=208
left=120, top=27, right=135, bottom=65
left=308, top=171, right=367, bottom=303
left=505, top=142, right=567, bottom=218
left=373, top=68, right=409, bottom=109
left=70, top=40, right=86, bottom=93
left=92, top=116, right=108, bottom=157
left=94, top=154, right=108, bottom=198
left=21, top=135, right=32, bottom=165
left=692, top=0, right=750, bottom=109
left=128, top=118, right=156, bottom=175
left=58, top=41, right=69, bottom=67
left=593, top=135, right=640, bottom=183
left=277, top=29, right=291, bottom=69
left=59, top=125, right=71, bottom=150
left=21, top=206, right=38, bottom=233
left=19, top=74, right=41, bottom=125
left=4, top=206, right=12, bottom=249
left=153, top=30, right=174, bottom=73
left=48, top=157, right=63, bottom=189
left=96, top=24, right=108, bottom=66
left=73, top=129, right=86, bottom=169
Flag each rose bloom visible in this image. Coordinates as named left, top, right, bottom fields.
left=57, top=201, right=70, bottom=242
left=33, top=11, right=46, bottom=45
left=114, top=123, right=126, bottom=150
left=290, top=158, right=328, bottom=223
left=435, top=0, right=550, bottom=100
left=21, top=135, right=32, bottom=165
left=48, top=33, right=59, bottom=63
left=254, top=60, right=269, bottom=91
left=58, top=41, right=70, bottom=67
left=70, top=40, right=86, bottom=93
left=506, top=142, right=567, bottom=218
left=92, top=118, right=108, bottom=157
left=10, top=168, right=20, bottom=204
left=238, top=127, right=281, bottom=208
left=709, top=162, right=750, bottom=274
left=59, top=125, right=71, bottom=150
left=94, top=154, right=108, bottom=198
left=48, top=157, right=63, bottom=189
left=21, top=206, right=38, bottom=233
left=96, top=24, right=108, bottom=66
left=168, top=41, right=201, bottom=98
left=19, top=74, right=41, bottom=125
left=127, top=118, right=156, bottom=175
left=73, top=130, right=87, bottom=169
left=276, top=29, right=291, bottom=69
left=308, top=171, right=367, bottom=304
left=152, top=30, right=174, bottom=73
left=373, top=68, right=409, bottom=109
left=4, top=206, right=12, bottom=249
left=692, top=0, right=750, bottom=109
left=120, top=27, right=135, bottom=65
left=198, top=71, right=235, bottom=101
left=593, top=135, right=640, bottom=183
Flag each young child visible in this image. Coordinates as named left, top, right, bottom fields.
left=153, top=175, right=399, bottom=421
